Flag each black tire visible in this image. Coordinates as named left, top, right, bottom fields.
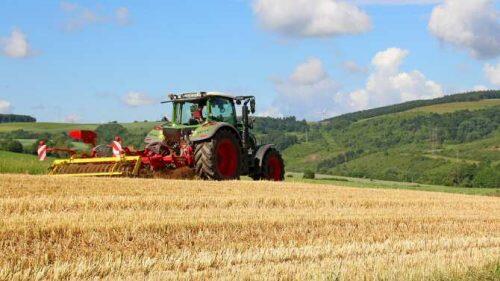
left=260, top=148, right=285, bottom=181
left=194, top=129, right=241, bottom=180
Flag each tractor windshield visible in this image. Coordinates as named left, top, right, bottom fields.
left=209, top=97, right=236, bottom=124
left=175, top=101, right=208, bottom=125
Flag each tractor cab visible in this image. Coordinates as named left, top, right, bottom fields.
left=168, top=92, right=238, bottom=126
left=148, top=92, right=255, bottom=145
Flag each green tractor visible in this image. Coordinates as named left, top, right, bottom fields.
left=143, top=91, right=285, bottom=181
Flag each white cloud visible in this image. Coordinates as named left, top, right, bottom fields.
left=347, top=89, right=369, bottom=109
left=115, top=7, right=131, bottom=26
left=343, top=47, right=443, bottom=110
left=253, top=0, right=372, bottom=38
left=484, top=63, right=500, bottom=86
left=0, top=28, right=32, bottom=58
left=342, top=61, right=367, bottom=74
left=290, top=58, right=328, bottom=84
left=257, top=106, right=284, bottom=118
left=271, top=58, right=340, bottom=119
left=60, top=2, right=132, bottom=31
left=371, top=47, right=409, bottom=72
left=429, top=0, right=500, bottom=59
left=355, top=0, right=441, bottom=4
left=0, top=100, right=12, bottom=113
left=123, top=92, right=156, bottom=107
left=64, top=114, right=81, bottom=123
left=472, top=85, right=489, bottom=91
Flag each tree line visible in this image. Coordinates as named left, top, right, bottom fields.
left=323, top=90, right=499, bottom=125
left=0, top=114, right=36, bottom=123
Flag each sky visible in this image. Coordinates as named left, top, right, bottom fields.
left=0, top=0, right=499, bottom=122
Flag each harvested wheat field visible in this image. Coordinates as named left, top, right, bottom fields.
left=0, top=175, right=499, bottom=280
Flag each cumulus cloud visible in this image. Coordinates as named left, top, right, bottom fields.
left=123, top=92, right=156, bottom=107
left=472, top=85, right=489, bottom=91
left=64, top=114, right=81, bottom=123
left=371, top=47, right=408, bottom=72
left=257, top=106, right=284, bottom=118
left=484, top=63, right=500, bottom=86
left=355, top=0, right=441, bottom=4
left=0, top=100, right=12, bottom=113
left=342, top=47, right=443, bottom=110
left=429, top=0, right=500, bottom=59
left=253, top=0, right=372, bottom=38
left=342, top=61, right=368, bottom=74
left=0, top=28, right=32, bottom=58
left=270, top=58, right=340, bottom=119
left=60, top=2, right=132, bottom=31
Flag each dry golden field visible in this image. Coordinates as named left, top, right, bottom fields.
left=0, top=174, right=499, bottom=280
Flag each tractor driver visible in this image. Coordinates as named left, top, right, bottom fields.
left=190, top=102, right=207, bottom=124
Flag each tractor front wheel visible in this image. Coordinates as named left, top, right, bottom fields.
left=194, top=129, right=241, bottom=180
left=258, top=148, right=285, bottom=181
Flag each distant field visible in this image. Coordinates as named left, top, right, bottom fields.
left=0, top=175, right=498, bottom=280
left=0, top=122, right=98, bottom=133
left=0, top=151, right=52, bottom=174
left=14, top=139, right=90, bottom=151
left=0, top=121, right=162, bottom=133
left=406, top=99, right=500, bottom=114
left=287, top=172, right=500, bottom=196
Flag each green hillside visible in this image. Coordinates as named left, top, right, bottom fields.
left=0, top=151, right=52, bottom=174
left=283, top=90, right=500, bottom=188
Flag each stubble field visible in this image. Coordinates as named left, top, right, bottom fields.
left=0, top=174, right=499, bottom=280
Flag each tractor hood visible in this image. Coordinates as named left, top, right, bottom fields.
left=144, top=121, right=238, bottom=144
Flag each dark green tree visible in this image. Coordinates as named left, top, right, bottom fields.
left=303, top=169, right=315, bottom=179
left=95, top=123, right=129, bottom=144
left=0, top=139, right=24, bottom=153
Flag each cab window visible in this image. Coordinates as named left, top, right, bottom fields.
left=175, top=101, right=208, bottom=125
left=209, top=97, right=235, bottom=124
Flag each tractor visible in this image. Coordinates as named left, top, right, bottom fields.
left=48, top=92, right=285, bottom=181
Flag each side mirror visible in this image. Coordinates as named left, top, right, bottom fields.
left=250, top=99, right=256, bottom=114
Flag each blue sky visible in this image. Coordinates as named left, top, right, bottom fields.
left=0, top=0, right=498, bottom=122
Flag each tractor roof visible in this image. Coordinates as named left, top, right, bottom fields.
left=162, top=92, right=255, bottom=104
left=163, top=91, right=235, bottom=103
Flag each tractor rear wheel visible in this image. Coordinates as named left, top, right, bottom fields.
left=260, top=148, right=285, bottom=181
left=194, top=129, right=241, bottom=180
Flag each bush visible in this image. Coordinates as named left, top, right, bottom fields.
left=95, top=123, right=129, bottom=144
left=0, top=139, right=24, bottom=153
left=474, top=164, right=500, bottom=188
left=303, top=170, right=315, bottom=179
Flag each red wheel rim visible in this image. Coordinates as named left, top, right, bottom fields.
left=216, top=139, right=238, bottom=178
left=267, top=155, right=282, bottom=181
